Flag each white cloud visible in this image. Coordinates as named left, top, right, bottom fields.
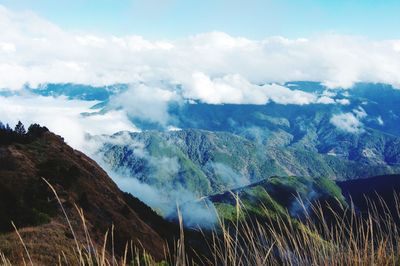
left=0, top=5, right=400, bottom=94
left=377, top=116, right=384, bottom=125
left=331, top=107, right=368, bottom=133
left=336, top=98, right=350, bottom=105
left=353, top=106, right=367, bottom=119
left=0, top=95, right=136, bottom=150
left=103, top=73, right=335, bottom=126
left=109, top=83, right=179, bottom=125
left=76, top=35, right=107, bottom=48
left=394, top=41, right=400, bottom=53
left=330, top=113, right=364, bottom=133
left=0, top=41, right=15, bottom=53
left=317, top=96, right=335, bottom=104
left=182, top=72, right=328, bottom=105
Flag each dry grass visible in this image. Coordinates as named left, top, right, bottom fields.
left=1, top=181, right=400, bottom=266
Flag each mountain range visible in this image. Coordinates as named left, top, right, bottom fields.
left=14, top=81, right=397, bottom=222
left=1, top=82, right=400, bottom=263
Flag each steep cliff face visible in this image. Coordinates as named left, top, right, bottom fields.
left=0, top=128, right=166, bottom=264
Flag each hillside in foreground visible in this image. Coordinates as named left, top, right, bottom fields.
left=0, top=125, right=168, bottom=264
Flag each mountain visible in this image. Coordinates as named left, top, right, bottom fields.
left=338, top=174, right=400, bottom=202
left=3, top=81, right=400, bottom=225
left=99, top=129, right=284, bottom=196
left=208, top=173, right=400, bottom=226
left=170, top=103, right=400, bottom=171
left=81, top=83, right=400, bottom=210
left=208, top=175, right=346, bottom=223
left=97, top=128, right=400, bottom=202
left=0, top=125, right=167, bottom=264
left=204, top=173, right=400, bottom=237
left=338, top=174, right=400, bottom=223
left=169, top=82, right=400, bottom=137
left=3, top=83, right=400, bottom=181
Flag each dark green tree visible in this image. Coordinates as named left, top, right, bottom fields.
left=5, top=124, right=12, bottom=132
left=28, top=123, right=48, bottom=138
left=14, top=121, right=26, bottom=135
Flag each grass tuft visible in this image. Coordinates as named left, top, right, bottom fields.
left=1, top=180, right=400, bottom=265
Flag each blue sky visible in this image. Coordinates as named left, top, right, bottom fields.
left=0, top=0, right=399, bottom=39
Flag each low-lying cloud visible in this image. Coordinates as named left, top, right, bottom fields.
left=109, top=83, right=179, bottom=125
left=88, top=132, right=218, bottom=228
left=0, top=94, right=136, bottom=150
left=330, top=112, right=364, bottom=133
left=211, top=162, right=250, bottom=188
left=104, top=76, right=342, bottom=127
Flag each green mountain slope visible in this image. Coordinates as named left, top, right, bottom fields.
left=208, top=175, right=346, bottom=222
left=97, top=129, right=400, bottom=200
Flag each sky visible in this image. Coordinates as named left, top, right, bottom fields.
left=0, top=0, right=399, bottom=39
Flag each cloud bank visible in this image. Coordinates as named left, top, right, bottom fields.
left=183, top=72, right=321, bottom=105
left=1, top=4, right=400, bottom=96
left=0, top=95, right=136, bottom=150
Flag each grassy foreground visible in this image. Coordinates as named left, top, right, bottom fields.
left=1, top=180, right=400, bottom=266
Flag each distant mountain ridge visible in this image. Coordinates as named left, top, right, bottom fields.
left=81, top=82, right=400, bottom=191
